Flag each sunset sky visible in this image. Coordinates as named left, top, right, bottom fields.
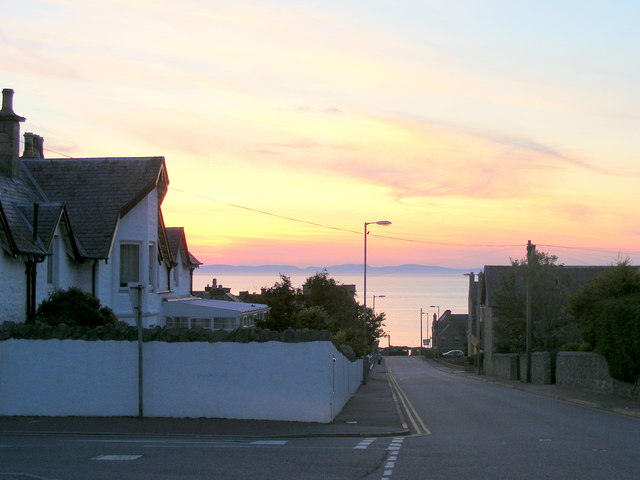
left=4, top=0, right=639, bottom=269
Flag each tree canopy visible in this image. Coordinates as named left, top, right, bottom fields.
left=493, top=249, right=576, bottom=353
left=255, top=272, right=385, bottom=357
left=570, top=260, right=640, bottom=384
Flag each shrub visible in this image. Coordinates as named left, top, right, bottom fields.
left=33, top=287, right=118, bottom=328
left=570, top=261, right=640, bottom=384
left=563, top=342, right=592, bottom=352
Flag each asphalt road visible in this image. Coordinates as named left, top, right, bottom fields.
left=2, top=356, right=639, bottom=479
left=385, top=356, right=640, bottom=479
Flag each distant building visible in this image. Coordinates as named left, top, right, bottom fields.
left=433, top=310, right=467, bottom=354
left=197, top=278, right=238, bottom=302
left=467, top=265, right=625, bottom=375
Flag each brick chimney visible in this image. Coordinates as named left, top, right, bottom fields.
left=22, top=132, right=45, bottom=159
left=0, top=88, right=26, bottom=177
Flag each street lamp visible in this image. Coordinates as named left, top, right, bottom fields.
left=430, top=305, right=440, bottom=357
left=363, top=220, right=391, bottom=384
left=373, top=294, right=386, bottom=314
left=420, top=308, right=426, bottom=355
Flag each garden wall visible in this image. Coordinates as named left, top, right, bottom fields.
left=556, top=351, right=638, bottom=399
left=0, top=339, right=362, bottom=422
left=490, top=353, right=519, bottom=380
left=519, top=352, right=552, bottom=385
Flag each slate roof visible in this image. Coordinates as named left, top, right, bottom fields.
left=0, top=171, right=46, bottom=255
left=16, top=202, right=68, bottom=253
left=22, top=156, right=168, bottom=259
left=479, top=264, right=627, bottom=308
left=166, top=227, right=202, bottom=267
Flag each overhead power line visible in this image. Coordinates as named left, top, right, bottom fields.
left=169, top=188, right=639, bottom=257
left=169, top=187, right=526, bottom=248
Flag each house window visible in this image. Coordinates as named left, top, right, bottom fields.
left=148, top=242, right=156, bottom=290
left=47, top=236, right=60, bottom=286
left=173, top=265, right=179, bottom=287
left=191, top=318, right=212, bottom=330
left=120, top=243, right=140, bottom=287
left=166, top=316, right=189, bottom=328
left=213, top=317, right=236, bottom=330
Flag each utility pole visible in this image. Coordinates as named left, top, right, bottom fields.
left=525, top=240, right=536, bottom=383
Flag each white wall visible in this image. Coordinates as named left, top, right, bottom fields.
left=107, top=191, right=163, bottom=327
left=0, top=339, right=362, bottom=423
left=171, top=247, right=193, bottom=297
left=0, top=339, right=137, bottom=416
left=0, top=252, right=26, bottom=323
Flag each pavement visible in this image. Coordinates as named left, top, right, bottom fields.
left=426, top=358, right=640, bottom=421
left=1, top=358, right=639, bottom=440
left=0, top=362, right=407, bottom=439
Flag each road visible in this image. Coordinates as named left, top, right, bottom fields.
left=1, top=356, right=639, bottom=479
left=385, top=356, right=640, bottom=479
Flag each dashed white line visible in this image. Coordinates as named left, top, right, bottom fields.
left=380, top=437, right=405, bottom=478
left=354, top=437, right=376, bottom=449
left=92, top=455, right=142, bottom=461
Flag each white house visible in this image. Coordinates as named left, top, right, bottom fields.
left=0, top=88, right=267, bottom=327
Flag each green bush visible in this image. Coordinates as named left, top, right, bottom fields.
left=421, top=348, right=436, bottom=359
left=563, top=342, right=593, bottom=352
left=571, top=262, right=640, bottom=384
left=33, top=287, right=118, bottom=328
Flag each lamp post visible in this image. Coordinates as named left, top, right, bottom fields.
left=420, top=308, right=425, bottom=356
left=373, top=294, right=386, bottom=315
left=430, top=305, right=440, bottom=357
left=363, top=220, right=391, bottom=384
left=128, top=283, right=145, bottom=419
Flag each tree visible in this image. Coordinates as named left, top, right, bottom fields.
left=255, top=274, right=303, bottom=330
left=292, top=305, right=331, bottom=331
left=33, top=287, right=118, bottom=327
left=301, top=271, right=358, bottom=332
left=493, top=250, right=574, bottom=353
left=359, top=304, right=386, bottom=348
left=570, top=260, right=640, bottom=384
left=255, top=271, right=386, bottom=357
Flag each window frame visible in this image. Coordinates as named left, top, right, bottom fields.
left=119, top=242, right=141, bottom=288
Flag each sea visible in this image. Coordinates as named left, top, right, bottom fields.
left=193, top=270, right=471, bottom=348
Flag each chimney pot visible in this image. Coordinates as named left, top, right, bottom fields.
left=1, top=89, right=16, bottom=115
left=23, top=132, right=36, bottom=157
left=0, top=87, right=26, bottom=177
left=35, top=134, right=44, bottom=158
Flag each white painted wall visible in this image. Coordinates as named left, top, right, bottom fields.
left=0, top=253, right=26, bottom=323
left=0, top=339, right=362, bottom=422
left=172, top=247, right=194, bottom=297
left=106, top=191, right=164, bottom=327
left=0, top=339, right=137, bottom=416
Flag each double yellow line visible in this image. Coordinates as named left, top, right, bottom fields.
left=387, top=367, right=431, bottom=436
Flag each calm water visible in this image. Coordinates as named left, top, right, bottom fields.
left=193, top=271, right=470, bottom=348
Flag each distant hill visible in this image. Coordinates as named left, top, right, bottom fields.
left=197, top=264, right=478, bottom=276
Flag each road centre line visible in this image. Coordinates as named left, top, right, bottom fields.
left=73, top=438, right=384, bottom=451
left=381, top=437, right=405, bottom=479
left=79, top=438, right=286, bottom=445
left=386, top=368, right=431, bottom=436
left=92, top=455, right=142, bottom=461
left=77, top=438, right=289, bottom=449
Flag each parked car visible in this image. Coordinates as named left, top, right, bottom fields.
left=442, top=350, right=465, bottom=358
